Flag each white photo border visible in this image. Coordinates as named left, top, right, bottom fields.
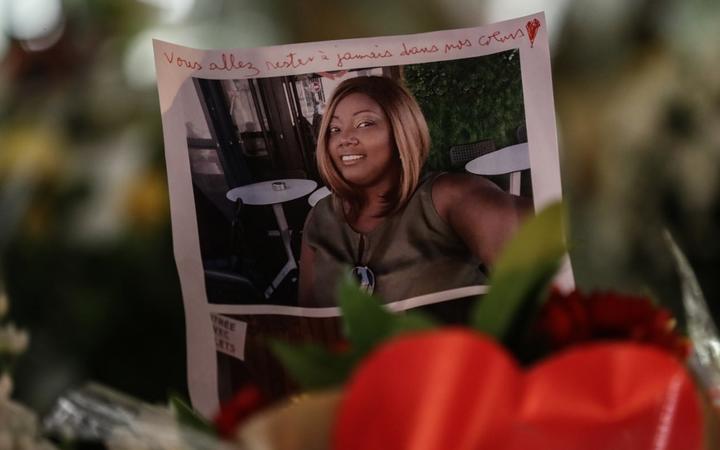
left=154, top=12, right=572, bottom=415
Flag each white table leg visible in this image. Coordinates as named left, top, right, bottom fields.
left=264, top=203, right=298, bottom=299
left=509, top=171, right=521, bottom=196
left=272, top=203, right=297, bottom=265
left=264, top=260, right=297, bottom=298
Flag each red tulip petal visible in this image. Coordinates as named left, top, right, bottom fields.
left=332, top=332, right=703, bottom=450
left=512, top=343, right=703, bottom=450
left=333, top=329, right=520, bottom=450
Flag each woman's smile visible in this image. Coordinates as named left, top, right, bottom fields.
left=340, top=154, right=367, bottom=164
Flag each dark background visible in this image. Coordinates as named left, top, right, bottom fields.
left=1, top=0, right=719, bottom=414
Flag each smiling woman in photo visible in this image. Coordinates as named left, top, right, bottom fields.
left=298, top=76, right=530, bottom=307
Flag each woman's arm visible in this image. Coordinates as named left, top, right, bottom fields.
left=432, top=173, right=532, bottom=267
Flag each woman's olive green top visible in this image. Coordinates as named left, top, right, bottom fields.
left=302, top=173, right=485, bottom=307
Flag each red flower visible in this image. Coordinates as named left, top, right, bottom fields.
left=535, top=288, right=690, bottom=359
left=332, top=329, right=702, bottom=450
left=213, top=385, right=266, bottom=438
left=330, top=337, right=351, bottom=354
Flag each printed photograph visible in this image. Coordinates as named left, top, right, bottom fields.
left=184, top=49, right=532, bottom=308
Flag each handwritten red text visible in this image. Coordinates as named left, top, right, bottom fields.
left=478, top=29, right=525, bottom=46
left=266, top=52, right=315, bottom=71
left=208, top=53, right=260, bottom=76
left=162, top=52, right=202, bottom=70
left=336, top=48, right=393, bottom=68
left=400, top=42, right=439, bottom=56
left=444, top=38, right=472, bottom=53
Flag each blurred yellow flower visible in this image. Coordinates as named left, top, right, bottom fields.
left=123, top=169, right=170, bottom=230
left=0, top=323, right=30, bottom=355
left=0, top=292, right=8, bottom=318
left=0, top=123, right=65, bottom=182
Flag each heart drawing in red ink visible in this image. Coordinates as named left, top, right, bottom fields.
left=526, top=19, right=541, bottom=48
left=333, top=329, right=703, bottom=450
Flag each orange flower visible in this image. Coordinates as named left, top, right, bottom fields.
left=332, top=329, right=702, bottom=450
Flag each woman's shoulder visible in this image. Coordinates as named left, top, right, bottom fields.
left=314, top=192, right=335, bottom=211
left=431, top=171, right=499, bottom=192
left=306, top=193, right=341, bottom=225
left=431, top=172, right=533, bottom=227
left=304, top=194, right=345, bottom=246
left=431, top=172, right=504, bottom=213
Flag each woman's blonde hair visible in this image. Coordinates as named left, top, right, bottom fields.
left=316, top=76, right=430, bottom=218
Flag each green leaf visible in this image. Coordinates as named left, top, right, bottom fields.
left=338, top=275, right=438, bottom=349
left=270, top=340, right=356, bottom=390
left=270, top=277, right=438, bottom=390
left=168, top=392, right=216, bottom=436
left=337, top=274, right=396, bottom=351
left=390, top=311, right=438, bottom=336
left=471, top=202, right=567, bottom=339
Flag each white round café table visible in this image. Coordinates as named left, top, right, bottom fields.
left=464, top=143, right=529, bottom=195
left=227, top=179, right=317, bottom=299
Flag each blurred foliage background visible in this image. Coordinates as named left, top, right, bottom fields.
left=1, top=0, right=719, bottom=413
left=405, top=50, right=525, bottom=172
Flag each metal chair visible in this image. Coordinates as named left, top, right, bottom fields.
left=449, top=140, right=495, bottom=169
left=516, top=124, right=527, bottom=143
left=308, top=186, right=332, bottom=207
left=203, top=197, right=265, bottom=304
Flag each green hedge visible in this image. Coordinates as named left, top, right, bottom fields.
left=404, top=50, right=525, bottom=172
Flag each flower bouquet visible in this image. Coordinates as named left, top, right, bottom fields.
left=201, top=202, right=720, bottom=450
left=41, top=203, right=720, bottom=449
